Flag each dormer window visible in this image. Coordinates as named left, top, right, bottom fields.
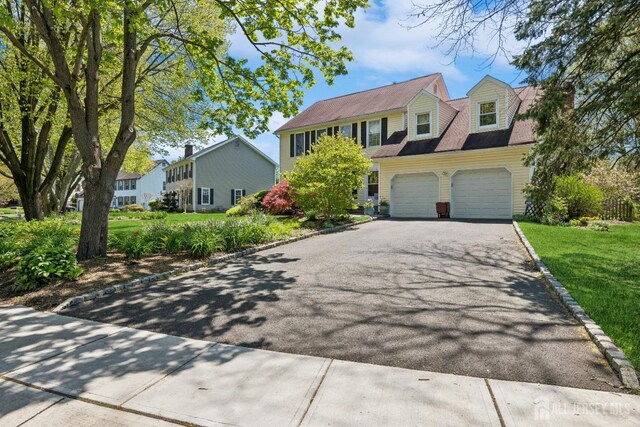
left=479, top=101, right=497, bottom=127
left=416, top=112, right=431, bottom=136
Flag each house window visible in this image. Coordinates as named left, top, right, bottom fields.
left=118, top=180, right=123, bottom=191
left=131, top=180, right=136, bottom=190
left=367, top=119, right=381, bottom=147
left=416, top=113, right=431, bottom=136
left=295, top=132, right=305, bottom=156
left=233, top=189, right=244, bottom=205
left=124, top=180, right=130, bottom=190
left=124, top=196, right=130, bottom=205
left=201, top=188, right=210, bottom=205
left=117, top=196, right=123, bottom=206
left=163, top=181, right=166, bottom=191
left=339, top=125, right=351, bottom=138
left=131, top=196, right=136, bottom=204
left=479, top=101, right=497, bottom=127
left=367, top=171, right=379, bottom=199
left=316, top=128, right=326, bottom=139
left=188, top=164, right=192, bottom=178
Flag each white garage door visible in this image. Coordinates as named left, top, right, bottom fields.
left=451, top=168, right=512, bottom=219
left=391, top=173, right=439, bottom=218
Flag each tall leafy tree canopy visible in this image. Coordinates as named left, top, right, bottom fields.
left=0, top=0, right=367, bottom=259
left=411, top=0, right=640, bottom=178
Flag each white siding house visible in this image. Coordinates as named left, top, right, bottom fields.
left=108, top=160, right=168, bottom=210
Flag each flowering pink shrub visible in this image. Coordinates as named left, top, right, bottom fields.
left=261, top=180, right=295, bottom=214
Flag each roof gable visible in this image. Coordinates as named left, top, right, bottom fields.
left=275, top=73, right=441, bottom=133
left=372, top=86, right=539, bottom=159
left=191, top=136, right=278, bottom=166
left=467, top=75, right=513, bottom=96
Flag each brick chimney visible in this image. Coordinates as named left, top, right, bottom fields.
left=184, top=144, right=194, bottom=158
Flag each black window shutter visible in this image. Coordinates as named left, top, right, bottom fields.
left=231, top=189, right=235, bottom=205
left=360, top=121, right=367, bottom=148
left=210, top=188, right=214, bottom=204
left=197, top=188, right=202, bottom=205
left=352, top=123, right=358, bottom=141
left=327, top=127, right=333, bottom=136
left=289, top=134, right=295, bottom=157
left=311, top=130, right=317, bottom=145
left=333, top=126, right=339, bottom=135
left=242, top=189, right=246, bottom=196
left=381, top=117, right=388, bottom=144
left=304, top=131, right=310, bottom=152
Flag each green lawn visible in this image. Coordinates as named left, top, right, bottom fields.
left=108, top=212, right=227, bottom=235
left=519, top=221, right=640, bottom=369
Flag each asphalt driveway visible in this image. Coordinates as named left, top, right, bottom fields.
left=63, top=220, right=622, bottom=391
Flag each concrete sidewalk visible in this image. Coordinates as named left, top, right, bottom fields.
left=1, top=306, right=638, bottom=426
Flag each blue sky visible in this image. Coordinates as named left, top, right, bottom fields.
left=162, top=1, right=524, bottom=164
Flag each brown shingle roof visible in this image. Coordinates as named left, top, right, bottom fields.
left=371, top=86, right=540, bottom=159
left=275, top=74, right=440, bottom=132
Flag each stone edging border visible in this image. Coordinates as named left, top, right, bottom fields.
left=513, top=221, right=639, bottom=389
left=53, top=217, right=374, bottom=313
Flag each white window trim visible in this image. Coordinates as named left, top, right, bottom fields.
left=367, top=119, right=381, bottom=148
left=366, top=169, right=380, bottom=201
left=201, top=187, right=210, bottom=205
left=233, top=189, right=244, bottom=205
left=415, top=112, right=432, bottom=137
left=477, top=100, right=499, bottom=129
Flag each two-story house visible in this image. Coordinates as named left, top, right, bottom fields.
left=110, top=160, right=168, bottom=210
left=164, top=136, right=277, bottom=212
left=276, top=74, right=538, bottom=219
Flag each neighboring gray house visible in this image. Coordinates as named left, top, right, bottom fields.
left=164, top=136, right=277, bottom=212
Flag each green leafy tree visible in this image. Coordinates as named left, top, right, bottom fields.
left=0, top=15, right=77, bottom=220
left=410, top=0, right=640, bottom=186
left=285, top=134, right=372, bottom=219
left=1, top=0, right=367, bottom=259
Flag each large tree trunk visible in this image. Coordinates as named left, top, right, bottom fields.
left=76, top=173, right=116, bottom=259
left=13, top=176, right=51, bottom=220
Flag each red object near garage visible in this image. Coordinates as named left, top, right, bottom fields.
left=436, top=202, right=450, bottom=218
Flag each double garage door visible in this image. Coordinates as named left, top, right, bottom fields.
left=391, top=168, right=512, bottom=219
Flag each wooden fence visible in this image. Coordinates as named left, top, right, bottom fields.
left=525, top=198, right=635, bottom=221
left=601, top=198, right=634, bottom=221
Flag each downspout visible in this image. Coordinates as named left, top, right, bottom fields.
left=192, top=160, right=197, bottom=213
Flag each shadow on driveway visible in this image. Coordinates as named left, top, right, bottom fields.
left=63, top=221, right=623, bottom=392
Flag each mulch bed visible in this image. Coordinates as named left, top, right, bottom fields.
left=0, top=252, right=197, bottom=311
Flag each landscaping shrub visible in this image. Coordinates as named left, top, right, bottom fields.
left=188, top=229, right=224, bottom=259
left=148, top=199, right=163, bottom=211
left=225, top=205, right=244, bottom=216
left=285, top=134, right=371, bottom=219
left=15, top=245, right=82, bottom=290
left=253, top=190, right=269, bottom=207
left=261, top=180, right=295, bottom=214
left=122, top=203, right=145, bottom=212
left=213, top=214, right=273, bottom=251
left=110, top=232, right=153, bottom=260
left=542, top=196, right=568, bottom=225
left=140, top=211, right=167, bottom=220
left=226, top=194, right=257, bottom=217
left=588, top=220, right=609, bottom=232
left=0, top=218, right=81, bottom=288
left=553, top=175, right=603, bottom=219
